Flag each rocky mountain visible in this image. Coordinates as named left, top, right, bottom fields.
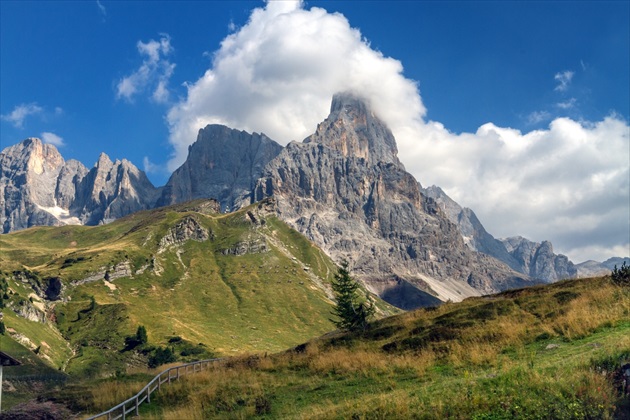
left=3, top=94, right=598, bottom=307
left=500, top=236, right=577, bottom=281
left=157, top=125, right=283, bottom=212
left=0, top=138, right=160, bottom=232
left=423, top=185, right=577, bottom=283
left=575, top=257, right=630, bottom=277
left=253, top=92, right=532, bottom=306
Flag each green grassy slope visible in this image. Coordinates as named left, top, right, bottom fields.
left=122, top=276, right=629, bottom=419
left=0, top=199, right=398, bottom=388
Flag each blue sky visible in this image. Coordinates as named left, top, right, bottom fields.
left=1, top=1, right=629, bottom=263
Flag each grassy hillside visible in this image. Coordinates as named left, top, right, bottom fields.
left=0, top=199, right=398, bottom=405
left=79, top=275, right=628, bottom=419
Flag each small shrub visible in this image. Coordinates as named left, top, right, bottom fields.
left=180, top=346, right=204, bottom=357
left=136, top=325, right=148, bottom=344
left=149, top=346, right=177, bottom=368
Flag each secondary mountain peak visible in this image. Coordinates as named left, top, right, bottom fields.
left=304, top=91, right=401, bottom=166
left=157, top=124, right=283, bottom=212
left=1, top=138, right=159, bottom=232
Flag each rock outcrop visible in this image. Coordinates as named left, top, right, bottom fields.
left=0, top=138, right=160, bottom=232
left=254, top=92, right=531, bottom=304
left=157, top=125, right=283, bottom=212
left=158, top=215, right=212, bottom=252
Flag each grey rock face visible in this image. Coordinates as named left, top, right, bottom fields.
left=575, top=257, right=630, bottom=278
left=1, top=138, right=160, bottom=232
left=423, top=185, right=521, bottom=272
left=304, top=92, right=401, bottom=166
left=158, top=215, right=212, bottom=252
left=72, top=153, right=161, bottom=225
left=158, top=125, right=283, bottom=211
left=1, top=138, right=83, bottom=232
left=501, top=236, right=577, bottom=282
left=254, top=92, right=530, bottom=304
left=424, top=185, right=578, bottom=283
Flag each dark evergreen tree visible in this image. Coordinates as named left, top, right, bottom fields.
left=611, top=262, right=630, bottom=286
left=136, top=325, right=148, bottom=344
left=330, top=260, right=374, bottom=331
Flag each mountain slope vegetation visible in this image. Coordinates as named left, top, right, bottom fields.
left=76, top=275, right=628, bottom=419
left=0, top=199, right=398, bottom=410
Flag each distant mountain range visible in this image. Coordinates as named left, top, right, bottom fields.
left=1, top=93, right=625, bottom=308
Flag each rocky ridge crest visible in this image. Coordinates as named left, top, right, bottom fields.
left=424, top=185, right=577, bottom=282
left=0, top=138, right=160, bottom=232
left=254, top=92, right=532, bottom=303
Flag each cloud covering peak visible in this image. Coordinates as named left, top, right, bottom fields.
left=166, top=0, right=424, bottom=170
left=165, top=1, right=629, bottom=263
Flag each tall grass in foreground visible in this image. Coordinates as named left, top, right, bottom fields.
left=89, top=277, right=629, bottom=419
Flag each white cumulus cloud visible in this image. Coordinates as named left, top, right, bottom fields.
left=166, top=0, right=423, bottom=170
left=1, top=103, right=43, bottom=128
left=41, top=132, right=65, bottom=147
left=165, top=1, right=629, bottom=263
left=116, top=34, right=175, bottom=104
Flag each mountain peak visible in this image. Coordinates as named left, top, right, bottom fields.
left=22, top=137, right=43, bottom=148
left=304, top=92, right=401, bottom=166
left=330, top=91, right=371, bottom=114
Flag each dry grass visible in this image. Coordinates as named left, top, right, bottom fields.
left=90, top=380, right=149, bottom=411
left=77, top=277, right=628, bottom=419
left=551, top=284, right=630, bottom=339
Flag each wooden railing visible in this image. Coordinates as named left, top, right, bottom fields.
left=85, top=358, right=220, bottom=420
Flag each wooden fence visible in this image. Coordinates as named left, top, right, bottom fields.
left=85, top=358, right=220, bottom=420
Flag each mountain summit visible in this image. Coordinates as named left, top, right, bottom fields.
left=157, top=125, right=283, bottom=211
left=0, top=138, right=159, bottom=232
left=304, top=92, right=401, bottom=166
left=254, top=94, right=531, bottom=307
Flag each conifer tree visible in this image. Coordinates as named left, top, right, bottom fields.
left=331, top=260, right=374, bottom=331
left=136, top=325, right=148, bottom=344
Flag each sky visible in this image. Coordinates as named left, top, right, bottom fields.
left=1, top=0, right=628, bottom=263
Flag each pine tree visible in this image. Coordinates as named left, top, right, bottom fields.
left=331, top=260, right=374, bottom=331
left=136, top=325, right=148, bottom=344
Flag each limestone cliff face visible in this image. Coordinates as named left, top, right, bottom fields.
left=0, top=138, right=159, bottom=232
left=424, top=185, right=577, bottom=283
left=157, top=125, right=283, bottom=211
left=254, top=92, right=531, bottom=304
left=72, top=153, right=160, bottom=225
left=501, top=237, right=577, bottom=282
left=1, top=138, right=80, bottom=232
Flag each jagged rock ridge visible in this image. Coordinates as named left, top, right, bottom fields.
left=423, top=185, right=578, bottom=283
left=575, top=257, right=630, bottom=277
left=500, top=236, right=577, bottom=282
left=0, top=138, right=160, bottom=232
left=254, top=92, right=532, bottom=304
